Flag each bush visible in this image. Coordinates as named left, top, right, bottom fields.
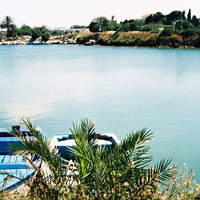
left=174, top=43, right=180, bottom=48
left=155, top=164, right=200, bottom=199
left=52, top=30, right=63, bottom=36
left=181, top=29, right=195, bottom=37
left=159, top=28, right=174, bottom=37
left=42, top=31, right=51, bottom=42
left=140, top=24, right=152, bottom=31
left=32, top=29, right=42, bottom=40
left=16, top=25, right=32, bottom=36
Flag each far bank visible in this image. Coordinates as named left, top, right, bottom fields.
left=1, top=29, right=200, bottom=48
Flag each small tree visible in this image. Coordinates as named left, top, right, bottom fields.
left=16, top=25, right=32, bottom=36
left=0, top=16, right=16, bottom=37
left=42, top=31, right=51, bottom=42
left=187, top=9, right=191, bottom=21
left=32, top=29, right=42, bottom=40
left=191, top=15, right=199, bottom=27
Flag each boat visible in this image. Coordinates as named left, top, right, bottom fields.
left=50, top=132, right=120, bottom=161
left=0, top=126, right=42, bottom=191
left=27, top=41, right=44, bottom=45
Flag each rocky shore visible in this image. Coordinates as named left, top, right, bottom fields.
left=0, top=31, right=200, bottom=48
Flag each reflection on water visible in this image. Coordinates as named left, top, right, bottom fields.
left=0, top=45, right=200, bottom=182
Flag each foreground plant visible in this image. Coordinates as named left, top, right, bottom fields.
left=155, top=163, right=200, bottom=200
left=7, top=118, right=72, bottom=199
left=70, top=117, right=173, bottom=199
left=5, top=117, right=174, bottom=199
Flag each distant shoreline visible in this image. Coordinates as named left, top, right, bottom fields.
left=0, top=31, right=200, bottom=49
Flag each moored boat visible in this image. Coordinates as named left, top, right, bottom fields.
left=50, top=132, right=120, bottom=161
left=0, top=126, right=42, bottom=191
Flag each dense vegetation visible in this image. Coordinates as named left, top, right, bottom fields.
left=1, top=9, right=200, bottom=47
left=0, top=117, right=199, bottom=199
left=88, top=9, right=199, bottom=33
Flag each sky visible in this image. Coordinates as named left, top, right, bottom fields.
left=0, top=0, right=199, bottom=28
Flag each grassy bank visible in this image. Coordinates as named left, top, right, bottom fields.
left=1, top=29, right=200, bottom=48
left=76, top=29, right=200, bottom=48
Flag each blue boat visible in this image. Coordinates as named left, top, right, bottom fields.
left=0, top=126, right=42, bottom=191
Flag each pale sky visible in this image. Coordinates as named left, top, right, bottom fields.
left=0, top=0, right=199, bottom=28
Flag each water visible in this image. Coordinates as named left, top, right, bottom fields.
left=0, top=45, right=200, bottom=182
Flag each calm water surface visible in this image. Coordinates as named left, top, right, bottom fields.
left=0, top=45, right=200, bottom=182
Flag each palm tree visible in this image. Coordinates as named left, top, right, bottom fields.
left=7, top=117, right=174, bottom=199
left=0, top=16, right=16, bottom=37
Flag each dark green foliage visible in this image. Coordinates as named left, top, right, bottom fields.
left=191, top=15, right=199, bottom=27
left=180, top=29, right=196, bottom=37
left=88, top=22, right=98, bottom=32
left=140, top=24, right=152, bottom=31
left=0, top=16, right=16, bottom=37
left=92, top=23, right=102, bottom=32
left=32, top=29, right=42, bottom=40
left=16, top=25, right=32, bottom=36
left=64, top=30, right=69, bottom=34
left=121, top=23, right=130, bottom=32
left=89, top=16, right=109, bottom=32
left=159, top=28, right=174, bottom=37
left=183, top=20, right=194, bottom=29
left=175, top=20, right=193, bottom=30
left=71, top=25, right=87, bottom=29
left=145, top=14, right=153, bottom=24
left=42, top=31, right=51, bottom=42
left=182, top=10, right=186, bottom=20
left=175, top=20, right=183, bottom=30
left=174, top=43, right=180, bottom=48
left=52, top=30, right=63, bottom=36
left=112, top=31, right=119, bottom=40
left=187, top=9, right=191, bottom=21
left=196, top=36, right=200, bottom=47
left=167, top=10, right=183, bottom=21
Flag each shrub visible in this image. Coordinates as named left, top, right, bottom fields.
left=140, top=24, right=152, bottom=31
left=52, top=30, right=63, bottom=36
left=181, top=29, right=195, bottom=37
left=32, top=29, right=42, bottom=40
left=41, top=31, right=51, bottom=42
left=174, top=43, right=180, bottom=48
left=159, top=28, right=174, bottom=37
left=155, top=163, right=200, bottom=199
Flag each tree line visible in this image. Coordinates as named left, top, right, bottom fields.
left=1, top=9, right=200, bottom=41
left=0, top=16, right=69, bottom=41
left=88, top=9, right=199, bottom=32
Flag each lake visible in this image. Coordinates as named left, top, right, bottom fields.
left=0, top=44, right=200, bottom=182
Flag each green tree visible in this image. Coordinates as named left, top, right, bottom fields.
left=167, top=10, right=183, bottom=22
left=42, top=31, right=51, bottom=42
left=32, top=28, right=42, bottom=40
left=153, top=12, right=165, bottom=23
left=182, top=10, right=186, bottom=20
left=145, top=14, right=153, bottom=24
left=52, top=30, right=63, bottom=36
left=16, top=25, right=32, bottom=36
left=191, top=15, right=199, bottom=27
left=187, top=9, right=191, bottom=21
left=182, top=20, right=194, bottom=29
left=175, top=20, right=183, bottom=30
left=88, top=16, right=110, bottom=32
left=0, top=16, right=16, bottom=37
